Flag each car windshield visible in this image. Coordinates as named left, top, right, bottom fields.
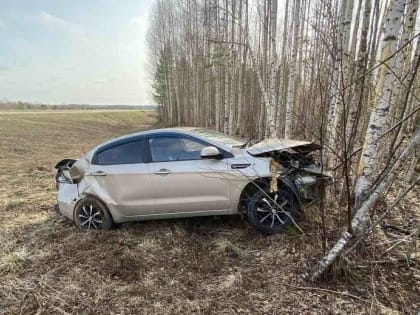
left=191, top=128, right=247, bottom=147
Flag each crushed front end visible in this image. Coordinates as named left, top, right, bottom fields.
left=247, top=139, right=332, bottom=206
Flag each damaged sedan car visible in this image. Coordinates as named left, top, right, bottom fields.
left=55, top=128, right=331, bottom=234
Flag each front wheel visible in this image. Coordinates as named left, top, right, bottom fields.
left=247, top=188, right=299, bottom=235
left=74, top=197, right=113, bottom=230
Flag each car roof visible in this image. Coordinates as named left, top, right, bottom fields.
left=92, top=127, right=244, bottom=154
left=96, top=127, right=204, bottom=144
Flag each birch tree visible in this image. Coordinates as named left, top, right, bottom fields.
left=266, top=0, right=279, bottom=138
left=354, top=0, right=406, bottom=213
left=284, top=0, right=301, bottom=139
left=322, top=0, right=354, bottom=168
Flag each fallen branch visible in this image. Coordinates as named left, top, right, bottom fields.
left=349, top=252, right=418, bottom=266
left=381, top=224, right=412, bottom=236
left=284, top=284, right=368, bottom=303
left=382, top=231, right=418, bottom=255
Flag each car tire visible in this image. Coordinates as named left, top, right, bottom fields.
left=74, top=197, right=113, bottom=230
left=247, top=187, right=300, bottom=235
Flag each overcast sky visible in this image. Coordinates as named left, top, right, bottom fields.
left=0, top=0, right=153, bottom=105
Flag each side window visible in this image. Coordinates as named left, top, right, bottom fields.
left=95, top=140, right=144, bottom=165
left=182, top=138, right=205, bottom=152
left=149, top=136, right=206, bottom=162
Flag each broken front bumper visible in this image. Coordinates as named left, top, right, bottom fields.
left=293, top=173, right=332, bottom=203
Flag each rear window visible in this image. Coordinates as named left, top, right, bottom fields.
left=95, top=140, right=145, bottom=165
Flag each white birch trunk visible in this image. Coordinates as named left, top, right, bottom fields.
left=322, top=0, right=352, bottom=167
left=228, top=57, right=235, bottom=135
left=352, top=128, right=420, bottom=235
left=173, top=61, right=182, bottom=125
left=284, top=0, right=300, bottom=139
left=165, top=62, right=173, bottom=124
left=223, top=0, right=229, bottom=134
left=235, top=0, right=244, bottom=135
left=276, top=0, right=289, bottom=132
left=346, top=0, right=372, bottom=152
left=399, top=0, right=419, bottom=47
left=331, top=0, right=354, bottom=135
left=223, top=59, right=230, bottom=133
left=391, top=36, right=420, bottom=152
left=215, top=60, right=221, bottom=131
left=387, top=0, right=420, bottom=125
left=354, top=0, right=406, bottom=210
left=258, top=2, right=269, bottom=140
left=227, top=0, right=236, bottom=135
left=266, top=0, right=278, bottom=138
left=389, top=0, right=419, bottom=118
left=349, top=0, right=363, bottom=59
left=246, top=35, right=271, bottom=130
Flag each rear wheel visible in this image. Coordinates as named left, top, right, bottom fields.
left=247, top=188, right=299, bottom=235
left=74, top=197, right=113, bottom=230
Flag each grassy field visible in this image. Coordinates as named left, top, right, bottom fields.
left=0, top=110, right=418, bottom=314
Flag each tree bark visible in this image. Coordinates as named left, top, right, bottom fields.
left=284, top=0, right=301, bottom=139
left=266, top=0, right=279, bottom=138
left=354, top=0, right=406, bottom=216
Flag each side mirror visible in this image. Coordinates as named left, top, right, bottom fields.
left=200, top=146, right=223, bottom=159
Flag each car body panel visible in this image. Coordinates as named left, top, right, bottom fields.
left=57, top=182, right=78, bottom=221
left=84, top=163, right=154, bottom=220
left=148, top=159, right=232, bottom=214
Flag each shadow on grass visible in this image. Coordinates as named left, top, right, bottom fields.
left=118, top=214, right=254, bottom=236
left=8, top=205, right=264, bottom=283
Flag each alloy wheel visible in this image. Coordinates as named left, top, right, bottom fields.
left=78, top=204, right=103, bottom=229
left=254, top=192, right=291, bottom=228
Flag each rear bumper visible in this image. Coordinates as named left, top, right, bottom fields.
left=57, top=183, right=79, bottom=221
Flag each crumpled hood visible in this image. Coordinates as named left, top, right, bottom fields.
left=247, top=138, right=318, bottom=156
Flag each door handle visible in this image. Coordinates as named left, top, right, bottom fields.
left=87, top=171, right=107, bottom=176
left=154, top=168, right=171, bottom=175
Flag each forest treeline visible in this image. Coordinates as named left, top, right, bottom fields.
left=148, top=0, right=419, bottom=279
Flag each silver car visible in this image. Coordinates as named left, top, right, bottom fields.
left=55, top=127, right=331, bottom=234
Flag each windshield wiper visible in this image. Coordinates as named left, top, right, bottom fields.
left=239, top=137, right=254, bottom=149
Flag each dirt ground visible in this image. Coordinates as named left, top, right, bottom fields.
left=0, top=110, right=418, bottom=314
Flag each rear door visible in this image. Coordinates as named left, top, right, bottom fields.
left=146, top=134, right=232, bottom=214
left=87, top=138, right=154, bottom=217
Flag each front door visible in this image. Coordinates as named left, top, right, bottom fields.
left=147, top=135, right=232, bottom=214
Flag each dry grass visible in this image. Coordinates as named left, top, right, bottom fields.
left=0, top=110, right=418, bottom=314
